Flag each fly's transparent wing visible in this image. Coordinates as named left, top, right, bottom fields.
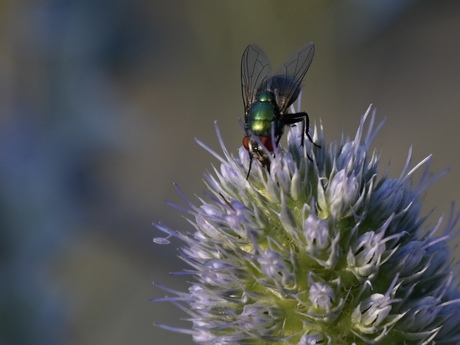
left=241, top=44, right=272, bottom=112
left=268, top=42, right=315, bottom=113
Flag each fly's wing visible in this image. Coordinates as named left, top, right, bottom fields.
left=241, top=44, right=272, bottom=112
left=268, top=42, right=315, bottom=113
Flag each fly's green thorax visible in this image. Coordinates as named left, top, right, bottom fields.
left=245, top=91, right=282, bottom=136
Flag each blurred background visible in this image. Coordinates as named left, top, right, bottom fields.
left=1, top=1, right=459, bottom=344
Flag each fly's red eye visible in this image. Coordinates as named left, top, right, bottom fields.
left=242, top=136, right=250, bottom=150
left=260, top=136, right=274, bottom=152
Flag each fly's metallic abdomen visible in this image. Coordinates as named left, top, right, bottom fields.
left=245, top=91, right=279, bottom=136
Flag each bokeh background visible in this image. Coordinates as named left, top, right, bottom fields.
left=1, top=1, right=460, bottom=344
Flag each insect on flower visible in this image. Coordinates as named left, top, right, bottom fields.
left=241, top=41, right=319, bottom=177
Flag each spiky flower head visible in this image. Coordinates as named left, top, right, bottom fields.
left=153, top=105, right=460, bottom=344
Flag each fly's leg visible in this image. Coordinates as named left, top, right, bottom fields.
left=282, top=112, right=320, bottom=148
left=246, top=155, right=253, bottom=180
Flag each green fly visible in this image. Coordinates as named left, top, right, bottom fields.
left=241, top=42, right=318, bottom=177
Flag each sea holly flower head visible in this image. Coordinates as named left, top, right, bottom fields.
left=152, top=104, right=460, bottom=344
